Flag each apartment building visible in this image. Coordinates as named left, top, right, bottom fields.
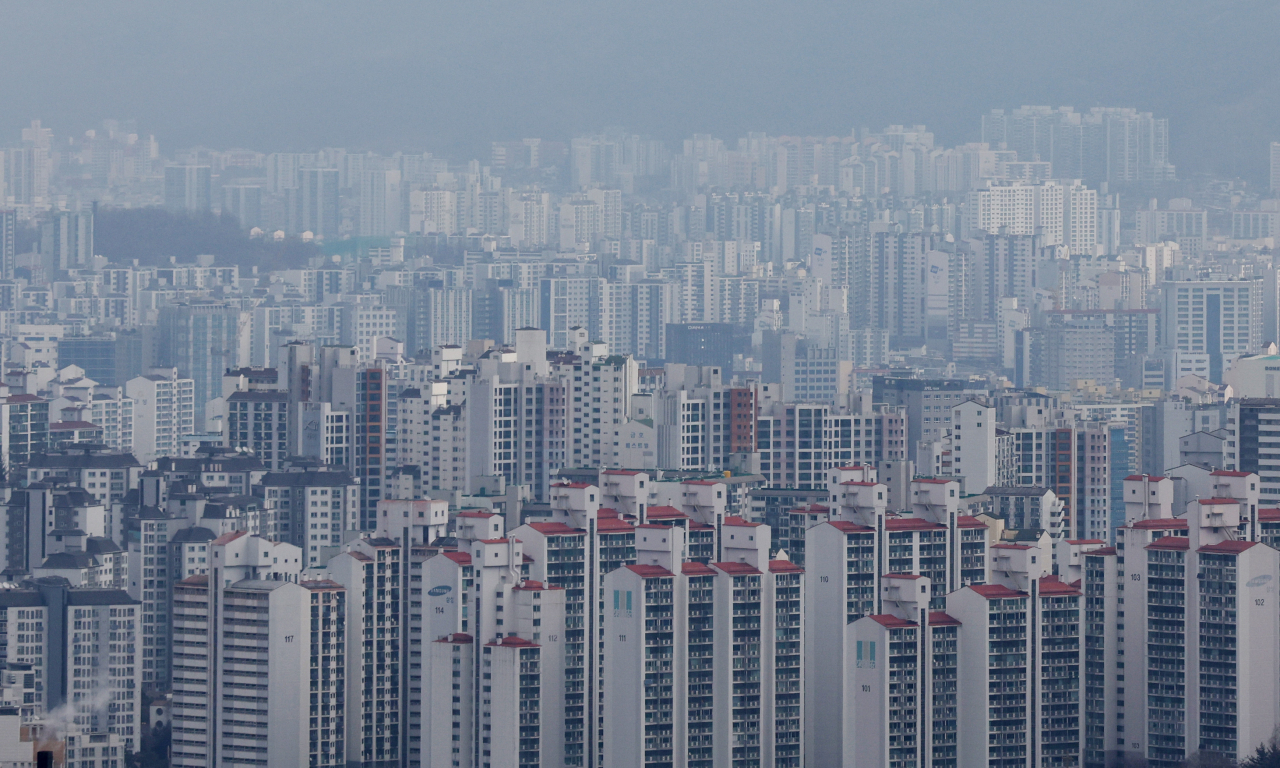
left=844, top=575, right=962, bottom=768
left=171, top=564, right=341, bottom=768
left=1085, top=470, right=1280, bottom=767
left=603, top=514, right=803, bottom=768
left=56, top=390, right=134, bottom=453
left=418, top=520, right=570, bottom=768
left=309, top=499, right=450, bottom=768
left=1233, top=398, right=1280, bottom=506
left=26, top=448, right=144, bottom=507
left=652, top=365, right=753, bottom=473
left=123, top=506, right=184, bottom=690
left=1160, top=278, right=1263, bottom=383
left=256, top=469, right=360, bottom=568
left=945, top=573, right=1082, bottom=767
left=0, top=580, right=142, bottom=751
left=804, top=475, right=989, bottom=766
left=979, top=486, right=1066, bottom=537
left=757, top=403, right=905, bottom=489
left=511, top=486, right=634, bottom=768
left=225, top=390, right=290, bottom=469
left=318, top=537, right=405, bottom=768
left=125, top=371, right=196, bottom=463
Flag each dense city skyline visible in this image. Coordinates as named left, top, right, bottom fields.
left=5, top=4, right=1280, bottom=768
left=2, top=1, right=1280, bottom=177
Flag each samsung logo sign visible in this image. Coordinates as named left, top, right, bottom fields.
left=1246, top=574, right=1273, bottom=587
left=427, top=585, right=452, bottom=596
left=1266, top=367, right=1280, bottom=372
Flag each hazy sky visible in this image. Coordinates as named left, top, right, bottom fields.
left=3, top=1, right=1279, bottom=177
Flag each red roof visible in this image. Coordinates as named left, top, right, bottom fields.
left=827, top=520, right=874, bottom=533
left=554, top=482, right=594, bottom=489
left=1198, top=540, right=1257, bottom=554
left=956, top=515, right=987, bottom=529
left=869, top=614, right=916, bottom=628
left=768, top=560, right=804, bottom=574
left=682, top=480, right=719, bottom=486
left=1038, top=575, right=1081, bottom=596
left=928, top=611, right=961, bottom=626
left=596, top=518, right=634, bottom=533
left=645, top=505, right=686, bottom=520
left=1066, top=539, right=1105, bottom=545
left=969, top=584, right=1027, bottom=599
left=1260, top=509, right=1280, bottom=521
left=302, top=579, right=344, bottom=591
left=513, top=580, right=561, bottom=591
left=212, top=531, right=248, bottom=546
left=442, top=551, right=472, bottom=565
left=1147, top=536, right=1190, bottom=551
left=992, top=543, right=1032, bottom=550
left=486, top=636, right=539, bottom=648
left=436, top=633, right=473, bottom=644
left=1084, top=546, right=1117, bottom=556
left=714, top=561, right=762, bottom=575
left=1199, top=498, right=1242, bottom=505
left=789, top=504, right=831, bottom=514
left=1126, top=474, right=1165, bottom=481
left=886, top=518, right=946, bottom=532
left=681, top=562, right=716, bottom=576
left=1210, top=470, right=1252, bottom=478
left=478, top=538, right=509, bottom=545
left=913, top=478, right=954, bottom=485
left=1132, top=518, right=1188, bottom=530
left=527, top=522, right=582, bottom=535
left=724, top=516, right=761, bottom=527
left=456, top=510, right=498, bottom=518
left=626, top=564, right=674, bottom=578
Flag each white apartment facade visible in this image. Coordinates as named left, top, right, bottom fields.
left=171, top=576, right=346, bottom=768
left=125, top=371, right=196, bottom=462
left=1161, top=278, right=1263, bottom=382
left=603, top=553, right=804, bottom=768
left=803, top=477, right=990, bottom=766
left=0, top=583, right=142, bottom=752
left=965, top=180, right=1065, bottom=246
left=256, top=470, right=360, bottom=567
left=225, top=390, right=290, bottom=469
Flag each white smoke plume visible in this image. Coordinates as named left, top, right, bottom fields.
left=36, top=661, right=116, bottom=739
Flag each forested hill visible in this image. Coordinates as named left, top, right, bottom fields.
left=94, top=208, right=321, bottom=271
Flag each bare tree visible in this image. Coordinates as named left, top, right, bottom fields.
left=1181, top=750, right=1236, bottom=768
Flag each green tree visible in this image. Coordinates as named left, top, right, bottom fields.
left=126, top=721, right=170, bottom=768
left=1241, top=742, right=1280, bottom=768
left=94, top=207, right=321, bottom=271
